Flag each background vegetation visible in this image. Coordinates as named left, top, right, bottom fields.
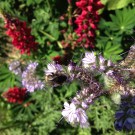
left=0, top=0, right=135, bottom=134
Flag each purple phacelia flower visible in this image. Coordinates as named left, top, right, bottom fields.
left=115, top=110, right=125, bottom=119
left=22, top=62, right=44, bottom=92
left=44, top=62, right=63, bottom=75
left=27, top=61, right=38, bottom=71
left=67, top=61, right=76, bottom=72
left=123, top=118, right=135, bottom=131
left=82, top=52, right=113, bottom=73
left=127, top=108, right=135, bottom=116
left=9, top=60, right=22, bottom=75
left=98, top=55, right=113, bottom=72
left=98, top=55, right=105, bottom=71
left=114, top=119, right=123, bottom=131
left=75, top=108, right=89, bottom=128
left=82, top=52, right=96, bottom=69
left=114, top=95, right=135, bottom=131
left=62, top=102, right=89, bottom=128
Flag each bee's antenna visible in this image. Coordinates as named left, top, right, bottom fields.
left=55, top=116, right=64, bottom=128
left=119, top=51, right=129, bottom=56
left=58, top=116, right=64, bottom=124
left=130, top=35, right=135, bottom=41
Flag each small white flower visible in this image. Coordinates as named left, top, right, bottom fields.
left=82, top=52, right=96, bottom=68
left=106, top=70, right=113, bottom=76
left=107, top=60, right=113, bottom=67
left=76, top=108, right=89, bottom=128
left=80, top=121, right=90, bottom=128
left=85, top=97, right=93, bottom=104
left=67, top=63, right=74, bottom=72
left=81, top=101, right=88, bottom=109
left=62, top=102, right=90, bottom=128
left=130, top=45, right=135, bottom=50
left=62, top=102, right=77, bottom=123
left=72, top=97, right=80, bottom=105
left=45, top=62, right=63, bottom=75
left=98, top=55, right=113, bottom=71
left=98, top=55, right=105, bottom=71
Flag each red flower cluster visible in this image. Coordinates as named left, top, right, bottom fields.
left=52, top=55, right=62, bottom=64
left=75, top=0, right=104, bottom=48
left=4, top=16, right=38, bottom=54
left=2, top=87, right=27, bottom=104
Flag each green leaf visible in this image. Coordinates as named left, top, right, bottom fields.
left=101, top=0, right=109, bottom=5
left=35, top=0, right=42, bottom=4
left=60, top=21, right=67, bottom=28
left=34, top=9, right=50, bottom=23
left=107, top=0, right=132, bottom=10
left=0, top=65, right=17, bottom=91
left=26, top=0, right=35, bottom=6
left=64, top=81, right=78, bottom=98
left=107, top=8, right=135, bottom=34
left=103, top=42, right=123, bottom=61
left=47, top=22, right=60, bottom=40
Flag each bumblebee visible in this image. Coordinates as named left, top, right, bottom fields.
left=45, top=73, right=67, bottom=87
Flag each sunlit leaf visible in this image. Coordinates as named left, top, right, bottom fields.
left=107, top=0, right=132, bottom=10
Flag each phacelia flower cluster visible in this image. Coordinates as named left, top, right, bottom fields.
left=22, top=62, right=44, bottom=92
left=62, top=102, right=89, bottom=128
left=6, top=44, right=135, bottom=131
left=75, top=0, right=104, bottom=48
left=44, top=62, right=63, bottom=75
left=9, top=60, right=22, bottom=75
left=2, top=87, right=27, bottom=104
left=82, top=51, right=113, bottom=73
left=4, top=15, right=38, bottom=54
left=62, top=66, right=104, bottom=127
left=114, top=95, right=135, bottom=131
left=61, top=62, right=105, bottom=127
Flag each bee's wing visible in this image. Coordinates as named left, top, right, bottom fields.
left=120, top=45, right=135, bottom=69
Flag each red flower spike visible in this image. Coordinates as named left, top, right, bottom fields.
left=52, top=55, right=62, bottom=64
left=2, top=87, right=27, bottom=104
left=4, top=17, right=38, bottom=54
left=74, top=0, right=104, bottom=48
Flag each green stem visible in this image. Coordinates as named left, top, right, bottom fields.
left=40, top=30, right=63, bottom=49
left=67, top=2, right=73, bottom=33
left=40, top=30, right=56, bottom=41
left=46, top=0, right=52, bottom=17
